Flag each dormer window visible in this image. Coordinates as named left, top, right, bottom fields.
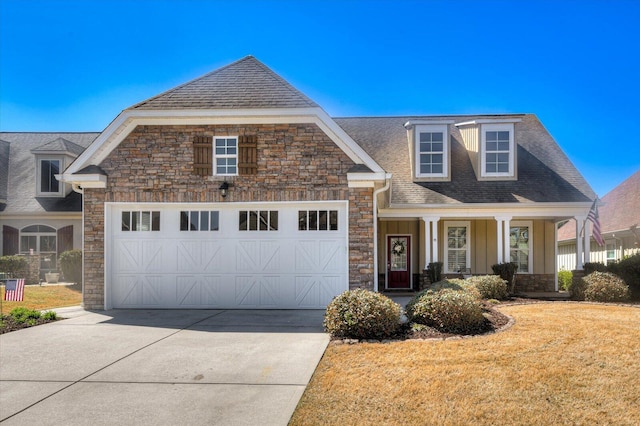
left=481, top=123, right=515, bottom=178
left=37, top=157, right=63, bottom=196
left=414, top=124, right=449, bottom=179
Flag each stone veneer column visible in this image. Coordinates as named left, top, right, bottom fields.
left=349, top=187, right=374, bottom=290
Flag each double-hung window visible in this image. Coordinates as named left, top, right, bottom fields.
left=37, top=158, right=63, bottom=196
left=214, top=137, right=238, bottom=176
left=444, top=221, right=470, bottom=273
left=481, top=123, right=514, bottom=177
left=509, top=221, right=532, bottom=273
left=415, top=124, right=448, bottom=178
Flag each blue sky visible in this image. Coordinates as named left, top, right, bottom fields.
left=1, top=0, right=638, bottom=197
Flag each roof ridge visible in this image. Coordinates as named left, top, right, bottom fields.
left=127, top=55, right=257, bottom=110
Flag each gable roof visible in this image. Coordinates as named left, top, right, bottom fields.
left=336, top=115, right=595, bottom=205
left=31, top=137, right=86, bottom=156
left=558, top=169, right=640, bottom=241
left=130, top=56, right=319, bottom=110
left=0, top=133, right=99, bottom=214
left=64, top=57, right=383, bottom=179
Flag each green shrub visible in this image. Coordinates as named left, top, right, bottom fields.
left=42, top=311, right=58, bottom=321
left=491, top=262, right=518, bottom=292
left=323, top=289, right=402, bottom=339
left=0, top=255, right=28, bottom=278
left=426, top=262, right=443, bottom=284
left=558, top=269, right=573, bottom=291
left=427, top=279, right=481, bottom=299
left=608, top=254, right=640, bottom=299
left=406, top=289, right=485, bottom=334
left=583, top=262, right=607, bottom=274
left=583, top=272, right=630, bottom=302
left=10, top=307, right=41, bottom=324
left=59, top=249, right=82, bottom=283
left=466, top=275, right=508, bottom=300
left=569, top=276, right=588, bottom=300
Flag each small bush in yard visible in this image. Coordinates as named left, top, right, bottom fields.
left=324, top=289, right=402, bottom=340
left=406, top=289, right=485, bottom=334
left=10, top=307, right=41, bottom=325
left=570, top=277, right=588, bottom=301
left=608, top=254, right=640, bottom=299
left=428, top=279, right=481, bottom=299
left=59, top=249, right=82, bottom=283
left=558, top=269, right=573, bottom=291
left=466, top=275, right=508, bottom=300
left=583, top=272, right=630, bottom=302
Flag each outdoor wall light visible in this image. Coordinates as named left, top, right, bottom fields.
left=219, top=181, right=229, bottom=198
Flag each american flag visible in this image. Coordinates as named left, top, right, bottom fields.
left=4, top=278, right=25, bottom=301
left=587, top=198, right=604, bottom=247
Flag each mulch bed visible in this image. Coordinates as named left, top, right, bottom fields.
left=0, top=316, right=60, bottom=335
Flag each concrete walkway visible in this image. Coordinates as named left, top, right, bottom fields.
left=0, top=308, right=329, bottom=425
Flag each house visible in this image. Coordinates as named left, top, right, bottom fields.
left=58, top=56, right=596, bottom=310
left=558, top=170, right=640, bottom=270
left=0, top=132, right=99, bottom=281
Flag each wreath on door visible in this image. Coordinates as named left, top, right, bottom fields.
left=392, top=239, right=406, bottom=255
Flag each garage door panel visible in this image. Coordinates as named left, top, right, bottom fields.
left=295, top=240, right=344, bottom=273
left=235, top=275, right=282, bottom=307
left=115, top=275, right=167, bottom=307
left=176, top=275, right=223, bottom=307
left=236, top=240, right=282, bottom=273
left=115, top=240, right=165, bottom=273
left=176, top=241, right=224, bottom=272
left=295, top=275, right=343, bottom=307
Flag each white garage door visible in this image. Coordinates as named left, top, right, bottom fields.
left=106, top=202, right=348, bottom=309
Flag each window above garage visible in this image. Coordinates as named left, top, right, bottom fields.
left=193, top=135, right=258, bottom=177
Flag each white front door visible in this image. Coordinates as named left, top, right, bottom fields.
left=106, top=202, right=348, bottom=309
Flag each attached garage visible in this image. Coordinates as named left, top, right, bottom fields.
left=105, top=202, right=348, bottom=309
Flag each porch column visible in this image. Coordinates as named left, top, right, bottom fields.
left=575, top=216, right=585, bottom=270
left=584, top=219, right=591, bottom=264
left=495, top=216, right=512, bottom=264
left=421, top=216, right=440, bottom=265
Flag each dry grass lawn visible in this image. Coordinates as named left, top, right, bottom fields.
left=291, top=303, right=640, bottom=425
left=0, top=284, right=82, bottom=312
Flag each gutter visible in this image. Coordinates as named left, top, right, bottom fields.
left=372, top=173, right=392, bottom=292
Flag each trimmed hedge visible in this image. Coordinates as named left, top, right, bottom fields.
left=583, top=271, right=630, bottom=302
left=466, top=275, right=508, bottom=300
left=324, top=289, right=402, bottom=340
left=406, top=289, right=485, bottom=334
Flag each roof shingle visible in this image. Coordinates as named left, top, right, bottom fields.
left=130, top=56, right=319, bottom=110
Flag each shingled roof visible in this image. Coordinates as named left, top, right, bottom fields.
left=129, top=56, right=319, bottom=110
left=0, top=133, right=99, bottom=214
left=558, top=169, right=640, bottom=241
left=335, top=115, right=595, bottom=205
left=0, top=140, right=9, bottom=203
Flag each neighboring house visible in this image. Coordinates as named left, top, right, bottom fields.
left=0, top=133, right=99, bottom=279
left=558, top=170, right=640, bottom=270
left=58, top=56, right=595, bottom=310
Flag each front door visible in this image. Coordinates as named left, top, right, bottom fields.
left=387, top=236, right=411, bottom=289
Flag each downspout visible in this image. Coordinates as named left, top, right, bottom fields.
left=72, top=183, right=84, bottom=194
left=373, top=173, right=392, bottom=292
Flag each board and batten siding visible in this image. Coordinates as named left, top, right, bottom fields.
left=558, top=236, right=640, bottom=271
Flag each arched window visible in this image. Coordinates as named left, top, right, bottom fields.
left=20, top=224, right=58, bottom=271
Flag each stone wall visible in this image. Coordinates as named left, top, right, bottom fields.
left=83, top=123, right=373, bottom=309
left=514, top=274, right=556, bottom=292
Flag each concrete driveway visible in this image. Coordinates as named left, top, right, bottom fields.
left=0, top=308, right=329, bottom=425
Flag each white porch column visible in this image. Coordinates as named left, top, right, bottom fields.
left=584, top=219, right=591, bottom=264
left=503, top=217, right=511, bottom=264
left=421, top=216, right=440, bottom=265
left=575, top=216, right=585, bottom=270
left=495, top=216, right=512, bottom=264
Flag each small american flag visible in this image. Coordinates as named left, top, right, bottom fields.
left=587, top=198, right=604, bottom=247
left=4, top=278, right=25, bottom=301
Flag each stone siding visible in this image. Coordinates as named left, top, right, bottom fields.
left=82, top=123, right=373, bottom=309
left=514, top=274, right=556, bottom=292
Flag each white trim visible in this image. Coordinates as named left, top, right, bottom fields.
left=213, top=136, right=238, bottom=176
left=379, top=202, right=593, bottom=219
left=455, top=118, right=522, bottom=127
left=62, top=107, right=384, bottom=182
left=510, top=220, right=533, bottom=274
left=57, top=173, right=107, bottom=188
left=347, top=171, right=388, bottom=188
left=414, top=124, right=449, bottom=179
left=372, top=174, right=392, bottom=292
left=36, top=157, right=64, bottom=197
left=443, top=221, right=471, bottom=274
left=481, top=123, right=515, bottom=178
left=404, top=119, right=456, bottom=128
